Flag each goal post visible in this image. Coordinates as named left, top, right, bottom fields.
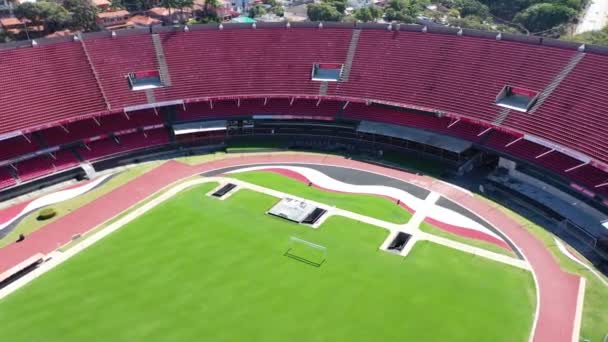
left=285, top=236, right=327, bottom=267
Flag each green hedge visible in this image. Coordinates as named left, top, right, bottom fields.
left=37, top=208, right=57, bottom=221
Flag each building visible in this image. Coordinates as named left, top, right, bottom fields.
left=147, top=6, right=193, bottom=23
left=127, top=15, right=161, bottom=28
left=91, top=0, right=111, bottom=11
left=96, top=10, right=130, bottom=29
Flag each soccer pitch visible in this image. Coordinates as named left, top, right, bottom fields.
left=0, top=183, right=535, bottom=341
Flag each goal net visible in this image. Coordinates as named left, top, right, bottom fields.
left=285, top=236, right=327, bottom=267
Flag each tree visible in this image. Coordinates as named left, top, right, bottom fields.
left=272, top=5, right=284, bottom=17
left=453, top=0, right=490, bottom=19
left=513, top=3, right=576, bottom=32
left=354, top=6, right=383, bottom=22
left=307, top=2, right=343, bottom=21
left=383, top=0, right=428, bottom=22
left=63, top=0, right=98, bottom=32
left=249, top=3, right=267, bottom=18
left=175, top=0, right=194, bottom=23
left=14, top=2, right=71, bottom=34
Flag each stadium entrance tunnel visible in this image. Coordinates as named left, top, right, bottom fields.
left=211, top=183, right=237, bottom=198
left=387, top=232, right=412, bottom=254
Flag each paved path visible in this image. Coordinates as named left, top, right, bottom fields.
left=576, top=0, right=608, bottom=34
left=0, top=154, right=584, bottom=342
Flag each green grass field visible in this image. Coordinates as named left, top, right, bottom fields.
left=0, top=184, right=535, bottom=341
left=227, top=171, right=413, bottom=224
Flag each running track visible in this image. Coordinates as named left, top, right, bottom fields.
left=0, top=155, right=582, bottom=342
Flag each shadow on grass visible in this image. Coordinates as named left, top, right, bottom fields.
left=284, top=248, right=325, bottom=268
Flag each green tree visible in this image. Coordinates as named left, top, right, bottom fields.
left=14, top=2, right=71, bottom=34
left=249, top=3, right=267, bottom=18
left=383, top=0, right=428, bottom=22
left=354, top=6, right=383, bottom=22
left=570, top=25, right=608, bottom=46
left=63, top=0, right=98, bottom=32
left=307, top=2, right=343, bottom=21
left=513, top=3, right=576, bottom=32
left=453, top=0, right=490, bottom=18
left=272, top=5, right=284, bottom=17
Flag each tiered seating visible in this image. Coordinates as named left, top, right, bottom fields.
left=50, top=149, right=79, bottom=171
left=0, top=135, right=40, bottom=162
left=0, top=41, right=107, bottom=134
left=78, top=138, right=120, bottom=160
left=14, top=149, right=79, bottom=182
left=536, top=151, right=582, bottom=174
left=115, top=128, right=169, bottom=150
left=79, top=128, right=169, bottom=160
left=39, top=110, right=163, bottom=146
left=0, top=167, right=16, bottom=190
left=155, top=28, right=351, bottom=102
left=343, top=103, right=488, bottom=142
left=505, top=53, right=608, bottom=163
left=15, top=155, right=53, bottom=182
left=567, top=164, right=608, bottom=196
left=337, top=30, right=575, bottom=124
left=85, top=35, right=158, bottom=109
left=177, top=98, right=341, bottom=121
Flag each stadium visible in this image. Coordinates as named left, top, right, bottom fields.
left=0, top=22, right=607, bottom=341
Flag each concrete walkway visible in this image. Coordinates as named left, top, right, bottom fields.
left=576, top=0, right=608, bottom=34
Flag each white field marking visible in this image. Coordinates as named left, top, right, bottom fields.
left=555, top=238, right=608, bottom=287
left=0, top=174, right=112, bottom=233
left=572, top=277, right=587, bottom=342
left=0, top=176, right=530, bottom=301
left=228, top=165, right=505, bottom=241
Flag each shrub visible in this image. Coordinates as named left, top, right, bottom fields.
left=37, top=208, right=57, bottom=221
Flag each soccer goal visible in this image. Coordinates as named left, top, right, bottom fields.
left=284, top=236, right=327, bottom=267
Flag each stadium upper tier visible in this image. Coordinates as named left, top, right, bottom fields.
left=0, top=23, right=607, bottom=185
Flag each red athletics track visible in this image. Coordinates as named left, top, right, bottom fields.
left=0, top=154, right=582, bottom=342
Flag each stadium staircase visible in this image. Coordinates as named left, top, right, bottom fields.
left=493, top=108, right=511, bottom=125
left=145, top=89, right=156, bottom=104
left=528, top=52, right=585, bottom=113
left=79, top=35, right=112, bottom=111
left=319, top=82, right=328, bottom=96
left=340, top=29, right=361, bottom=82
left=151, top=34, right=172, bottom=87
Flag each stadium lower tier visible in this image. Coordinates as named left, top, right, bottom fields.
left=0, top=99, right=606, bottom=206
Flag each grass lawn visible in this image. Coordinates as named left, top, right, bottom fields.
left=0, top=161, right=163, bottom=249
left=0, top=186, right=535, bottom=342
left=227, top=171, right=413, bottom=224
left=419, top=221, right=516, bottom=258
left=476, top=195, right=608, bottom=342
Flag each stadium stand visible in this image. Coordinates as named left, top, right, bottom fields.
left=0, top=167, right=16, bottom=190
left=504, top=53, right=608, bottom=163
left=336, top=30, right=575, bottom=123
left=155, top=28, right=352, bottom=101
left=38, top=110, right=163, bottom=147
left=84, top=33, right=159, bottom=109
left=0, top=41, right=107, bottom=134
left=0, top=25, right=607, bottom=205
left=177, top=98, right=341, bottom=121
left=78, top=128, right=169, bottom=161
